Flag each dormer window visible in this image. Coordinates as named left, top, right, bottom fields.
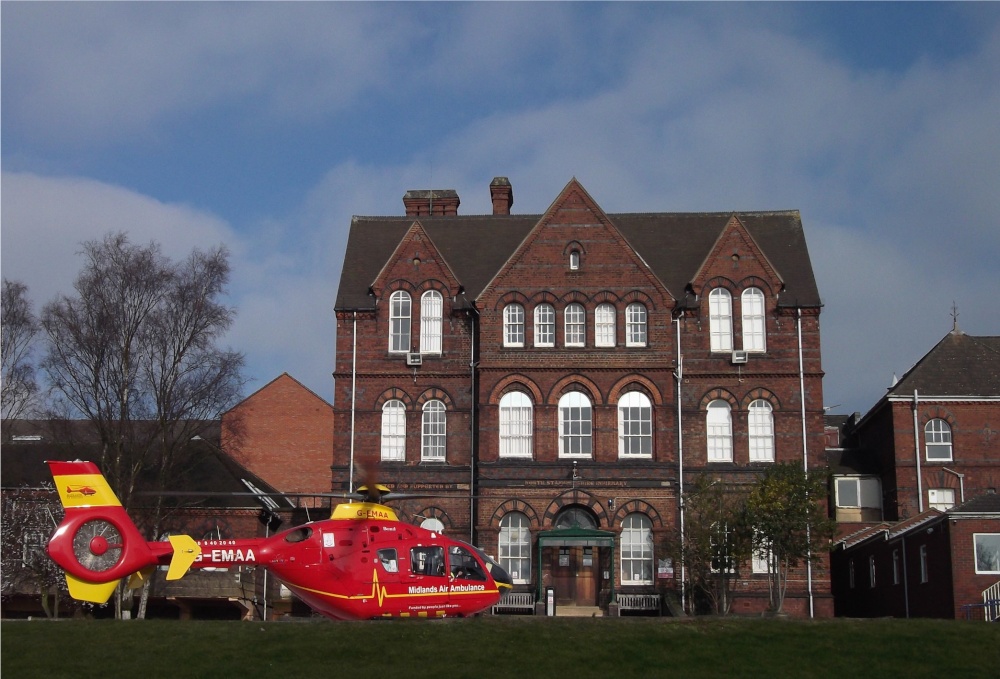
left=569, top=251, right=580, bottom=270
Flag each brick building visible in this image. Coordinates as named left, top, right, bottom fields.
left=830, top=329, right=1000, bottom=618
left=332, top=177, right=830, bottom=616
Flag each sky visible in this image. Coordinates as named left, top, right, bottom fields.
left=3, top=2, right=999, bottom=419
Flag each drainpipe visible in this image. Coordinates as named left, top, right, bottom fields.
left=797, top=308, right=814, bottom=618
left=913, top=390, right=923, bottom=512
left=468, top=305, right=479, bottom=545
left=901, top=534, right=910, bottom=618
left=349, top=311, right=358, bottom=493
left=673, top=316, right=686, bottom=614
left=942, top=468, right=965, bottom=503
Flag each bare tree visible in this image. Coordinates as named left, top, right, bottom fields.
left=39, top=232, right=247, bottom=618
left=2, top=279, right=40, bottom=437
left=0, top=485, right=67, bottom=618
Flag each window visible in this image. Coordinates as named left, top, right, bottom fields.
left=569, top=250, right=580, bottom=270
left=419, top=291, right=442, bottom=354
left=411, top=546, right=446, bottom=577
left=618, top=391, right=652, bottom=457
left=835, top=477, right=882, bottom=510
left=869, top=555, right=876, bottom=588
left=421, top=400, right=446, bottom=461
left=564, top=303, right=585, bottom=346
left=499, top=512, right=531, bottom=583
left=849, top=559, right=855, bottom=588
left=625, top=303, right=647, bottom=347
left=558, top=391, right=592, bottom=457
left=708, top=288, right=733, bottom=352
left=388, top=291, right=411, bottom=353
left=741, top=287, right=766, bottom=352
left=381, top=400, right=406, bottom=461
left=706, top=400, right=733, bottom=462
left=919, top=544, right=929, bottom=583
left=595, top=303, right=616, bottom=347
left=378, top=548, right=398, bottom=573
left=534, top=304, right=555, bottom=347
left=928, top=488, right=955, bottom=511
left=893, top=549, right=900, bottom=585
left=420, top=517, right=445, bottom=533
left=974, top=534, right=1000, bottom=574
left=621, top=513, right=653, bottom=584
left=925, top=419, right=952, bottom=461
left=449, top=545, right=487, bottom=581
left=504, top=304, right=524, bottom=347
left=747, top=399, right=774, bottom=461
left=499, top=391, right=533, bottom=458
left=710, top=522, right=736, bottom=573
left=752, top=544, right=773, bottom=574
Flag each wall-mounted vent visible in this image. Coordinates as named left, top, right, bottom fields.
left=406, top=352, right=423, bottom=366
left=731, top=350, right=749, bottom=364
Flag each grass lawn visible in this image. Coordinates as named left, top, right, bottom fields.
left=3, top=616, right=999, bottom=679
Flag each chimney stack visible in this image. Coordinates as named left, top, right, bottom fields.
left=403, top=189, right=460, bottom=217
left=490, top=177, right=513, bottom=215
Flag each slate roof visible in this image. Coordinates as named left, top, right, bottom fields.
left=889, top=331, right=1000, bottom=398
left=949, top=492, right=1000, bottom=515
left=335, top=205, right=821, bottom=312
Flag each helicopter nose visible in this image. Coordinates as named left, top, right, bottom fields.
left=489, top=562, right=514, bottom=589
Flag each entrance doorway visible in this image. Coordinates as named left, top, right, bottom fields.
left=545, top=507, right=604, bottom=607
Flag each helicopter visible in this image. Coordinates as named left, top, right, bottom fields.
left=45, top=459, right=513, bottom=620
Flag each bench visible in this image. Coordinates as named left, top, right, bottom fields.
left=616, top=593, right=661, bottom=616
left=491, top=591, right=536, bottom=615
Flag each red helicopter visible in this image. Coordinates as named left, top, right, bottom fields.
left=45, top=460, right=513, bottom=620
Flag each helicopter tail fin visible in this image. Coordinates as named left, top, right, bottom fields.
left=46, top=460, right=162, bottom=603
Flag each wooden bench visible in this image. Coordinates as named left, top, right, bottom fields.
left=616, top=593, right=661, bottom=616
left=491, top=591, right=536, bottom=615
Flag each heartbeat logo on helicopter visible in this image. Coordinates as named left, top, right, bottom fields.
left=44, top=460, right=513, bottom=620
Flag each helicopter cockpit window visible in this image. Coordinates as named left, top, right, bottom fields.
left=411, top=546, right=446, bottom=577
left=284, top=527, right=313, bottom=543
left=378, top=548, right=398, bottom=573
left=449, top=545, right=487, bottom=581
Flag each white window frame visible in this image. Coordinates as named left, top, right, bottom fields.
left=708, top=288, right=733, bottom=352
left=974, top=533, right=1000, bottom=574
left=564, top=303, right=586, bottom=347
left=620, top=513, right=654, bottom=585
left=919, top=544, right=929, bottom=583
left=835, top=476, right=882, bottom=510
left=893, top=549, right=900, bottom=585
left=534, top=304, right=555, bottom=347
left=925, top=419, right=953, bottom=461
left=504, top=303, right=524, bottom=347
left=928, top=488, right=955, bottom=511
left=419, top=290, right=443, bottom=355
left=499, top=391, right=533, bottom=458
left=706, top=400, right=733, bottom=462
left=618, top=391, right=652, bottom=458
left=741, top=287, right=766, bottom=352
left=381, top=400, right=406, bottom=461
left=499, top=512, right=532, bottom=584
left=595, top=303, right=616, bottom=348
left=421, top=400, right=446, bottom=461
left=569, top=250, right=580, bottom=270
left=388, top=291, right=411, bottom=353
left=747, top=399, right=774, bottom=462
left=558, top=391, right=592, bottom=458
left=625, top=303, right=647, bottom=347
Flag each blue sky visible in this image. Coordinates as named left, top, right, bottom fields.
left=3, top=2, right=999, bottom=418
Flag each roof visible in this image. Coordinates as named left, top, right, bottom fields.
left=948, top=492, right=1000, bottom=515
left=335, top=193, right=821, bottom=311
left=889, top=331, right=1000, bottom=398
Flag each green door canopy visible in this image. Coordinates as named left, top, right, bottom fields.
left=537, top=527, right=616, bottom=548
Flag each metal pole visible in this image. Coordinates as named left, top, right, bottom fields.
left=797, top=308, right=814, bottom=618
left=913, top=390, right=923, bottom=512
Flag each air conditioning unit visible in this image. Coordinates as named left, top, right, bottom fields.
left=731, top=350, right=749, bottom=364
left=406, top=352, right=423, bottom=366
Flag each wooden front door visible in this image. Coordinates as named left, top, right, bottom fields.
left=552, top=546, right=597, bottom=605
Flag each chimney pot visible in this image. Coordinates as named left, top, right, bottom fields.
left=403, top=189, right=460, bottom=216
left=490, top=177, right=513, bottom=215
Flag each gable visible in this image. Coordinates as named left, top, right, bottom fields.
left=691, top=215, right=784, bottom=296
left=369, top=221, right=462, bottom=302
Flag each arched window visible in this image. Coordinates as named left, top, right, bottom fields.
left=708, top=288, right=733, bottom=352
left=741, top=287, right=766, bottom=352
left=499, top=512, right=531, bottom=583
left=706, top=400, right=733, bottom=462
left=925, top=419, right=953, bottom=461
left=569, top=250, right=580, bottom=270
left=381, top=400, right=406, bottom=461
left=420, top=291, right=442, bottom=355
left=618, top=391, right=652, bottom=457
left=748, top=399, right=774, bottom=462
left=499, top=391, right=533, bottom=458
left=626, top=303, right=647, bottom=347
left=595, top=303, right=616, bottom=347
left=564, top=303, right=586, bottom=347
left=621, top=513, right=653, bottom=584
left=388, top=291, right=411, bottom=353
left=534, top=304, right=555, bottom=347
left=421, top=400, right=446, bottom=461
left=504, top=303, right=524, bottom=347
left=558, top=392, right=592, bottom=457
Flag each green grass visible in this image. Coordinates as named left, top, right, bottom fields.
left=3, top=617, right=999, bottom=679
